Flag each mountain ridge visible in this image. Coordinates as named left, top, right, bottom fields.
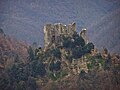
left=0, top=0, right=120, bottom=48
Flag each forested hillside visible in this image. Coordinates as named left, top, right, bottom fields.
left=0, top=29, right=119, bottom=90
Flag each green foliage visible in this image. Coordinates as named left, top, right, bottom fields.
left=91, top=57, right=96, bottom=65
left=86, top=53, right=110, bottom=70
left=48, top=73, right=57, bottom=81
left=65, top=54, right=73, bottom=63
left=27, top=77, right=37, bottom=90
left=0, top=76, right=10, bottom=90
left=28, top=46, right=35, bottom=61
left=104, top=54, right=111, bottom=70
left=1, top=62, right=34, bottom=90
left=62, top=32, right=85, bottom=49
left=63, top=36, right=73, bottom=48
left=72, top=47, right=83, bottom=59
left=62, top=32, right=94, bottom=60
left=16, top=81, right=26, bottom=90
left=79, top=70, right=86, bottom=78
left=30, top=60, right=46, bottom=77
left=72, top=32, right=85, bottom=47
left=95, top=53, right=102, bottom=59
left=86, top=55, right=98, bottom=69
left=83, top=42, right=94, bottom=53
left=9, top=63, right=28, bottom=82
left=52, top=48, right=61, bottom=59
left=98, top=58, right=105, bottom=67
left=18, top=46, right=46, bottom=78
left=49, top=61, right=61, bottom=72
left=86, top=54, right=92, bottom=59
left=48, top=70, right=68, bottom=81
left=87, top=63, right=93, bottom=69
left=60, top=70, right=68, bottom=77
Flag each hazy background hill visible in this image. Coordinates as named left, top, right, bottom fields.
left=0, top=31, right=28, bottom=63
left=0, top=0, right=120, bottom=53
left=88, top=8, right=120, bottom=54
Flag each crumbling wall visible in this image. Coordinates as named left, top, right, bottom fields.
left=44, top=22, right=76, bottom=48
left=80, top=28, right=89, bottom=44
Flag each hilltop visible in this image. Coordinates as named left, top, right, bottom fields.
left=0, top=25, right=119, bottom=90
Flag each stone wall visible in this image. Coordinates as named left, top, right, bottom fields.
left=80, top=28, right=89, bottom=44
left=44, top=22, right=76, bottom=48
left=43, top=22, right=89, bottom=50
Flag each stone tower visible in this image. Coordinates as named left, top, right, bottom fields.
left=44, top=24, right=53, bottom=48
left=80, top=28, right=89, bottom=44
left=44, top=22, right=76, bottom=48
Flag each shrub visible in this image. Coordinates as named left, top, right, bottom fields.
left=72, top=47, right=83, bottom=59
left=72, top=32, right=85, bottom=47
left=83, top=42, right=94, bottom=53
left=30, top=60, right=46, bottom=77
left=49, top=61, right=61, bottom=72
left=52, top=48, right=61, bottom=59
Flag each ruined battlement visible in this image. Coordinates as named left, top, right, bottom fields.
left=44, top=22, right=76, bottom=48
left=43, top=22, right=89, bottom=49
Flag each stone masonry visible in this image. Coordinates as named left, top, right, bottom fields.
left=44, top=22, right=76, bottom=48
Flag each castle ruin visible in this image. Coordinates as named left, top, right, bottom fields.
left=43, top=22, right=90, bottom=74
left=44, top=22, right=76, bottom=48
left=80, top=28, right=89, bottom=44
left=44, top=22, right=88, bottom=49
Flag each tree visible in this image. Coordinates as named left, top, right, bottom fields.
left=30, top=60, right=46, bottom=77
left=9, top=63, right=28, bottom=82
left=49, top=61, right=54, bottom=72
left=0, top=74, right=11, bottom=90
left=49, top=61, right=61, bottom=72
left=63, top=36, right=73, bottom=48
left=52, top=48, right=61, bottom=59
left=83, top=42, right=94, bottom=54
left=72, top=32, right=85, bottom=47
left=54, top=61, right=61, bottom=71
left=63, top=32, right=85, bottom=49
left=16, top=81, right=26, bottom=90
left=72, top=47, right=83, bottom=59
left=28, top=46, right=35, bottom=61
left=104, top=54, right=111, bottom=70
left=27, top=77, right=37, bottom=90
left=79, top=70, right=86, bottom=78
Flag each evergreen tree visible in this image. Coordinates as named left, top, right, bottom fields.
left=83, top=42, right=94, bottom=54
left=28, top=46, right=35, bottom=61
left=30, top=60, right=46, bottom=77
left=72, top=32, right=85, bottom=47
left=49, top=61, right=61, bottom=72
